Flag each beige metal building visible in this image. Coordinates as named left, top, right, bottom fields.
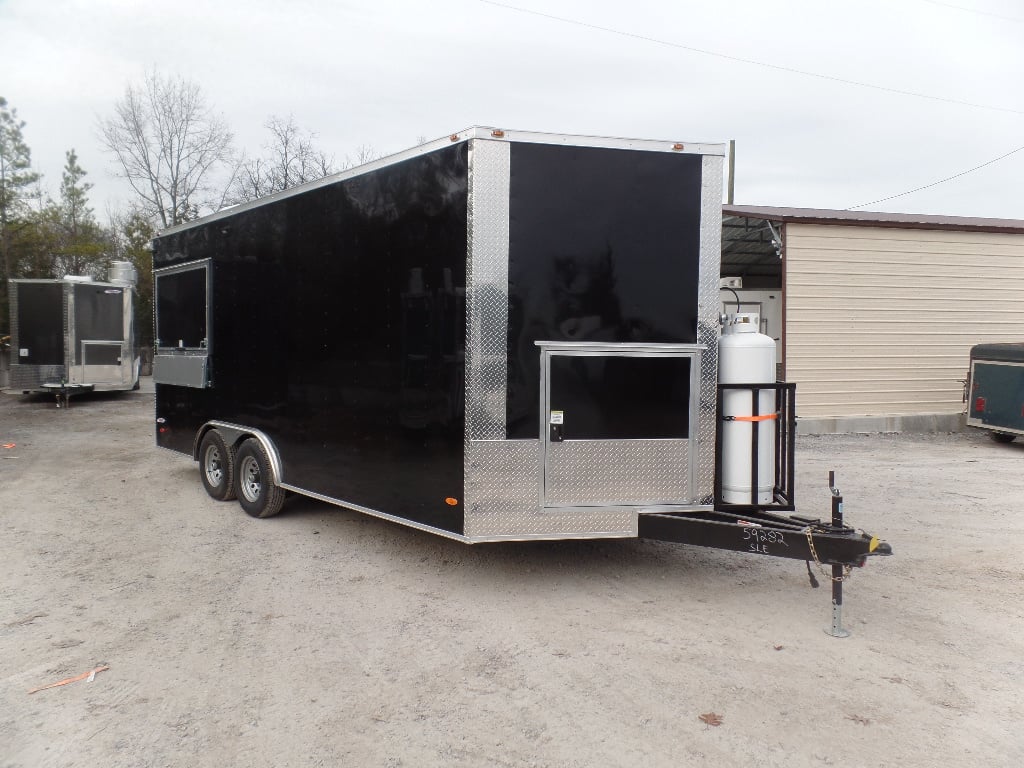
left=721, top=205, right=1024, bottom=433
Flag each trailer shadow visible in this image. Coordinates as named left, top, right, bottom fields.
left=986, top=436, right=1024, bottom=452
left=276, top=493, right=785, bottom=589
left=9, top=388, right=149, bottom=410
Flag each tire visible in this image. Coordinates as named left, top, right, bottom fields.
left=199, top=430, right=236, bottom=501
left=234, top=438, right=286, bottom=518
left=991, top=431, right=1017, bottom=444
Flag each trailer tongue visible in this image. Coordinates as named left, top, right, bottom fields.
left=639, top=503, right=890, bottom=569
left=640, top=471, right=892, bottom=637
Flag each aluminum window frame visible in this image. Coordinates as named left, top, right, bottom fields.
left=537, top=341, right=704, bottom=509
left=153, top=258, right=213, bottom=355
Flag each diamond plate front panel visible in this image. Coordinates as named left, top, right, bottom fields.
left=462, top=140, right=723, bottom=540
left=544, top=439, right=691, bottom=506
left=464, top=439, right=634, bottom=539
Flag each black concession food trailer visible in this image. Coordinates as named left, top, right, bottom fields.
left=152, top=128, right=889, bottom=605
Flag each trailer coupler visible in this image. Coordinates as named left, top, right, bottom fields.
left=637, top=472, right=892, bottom=636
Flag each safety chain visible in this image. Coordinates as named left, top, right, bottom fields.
left=803, top=526, right=854, bottom=583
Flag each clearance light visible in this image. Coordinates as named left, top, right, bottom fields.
left=445, top=497, right=459, bottom=506
left=974, top=396, right=986, bottom=413
left=491, top=129, right=505, bottom=138
left=449, top=134, right=459, bottom=142
left=671, top=143, right=685, bottom=151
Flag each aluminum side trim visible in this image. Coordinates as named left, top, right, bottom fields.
left=277, top=484, right=470, bottom=542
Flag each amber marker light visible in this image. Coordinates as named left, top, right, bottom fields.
left=449, top=133, right=459, bottom=142
left=445, top=497, right=459, bottom=506
left=671, top=143, right=685, bottom=151
left=491, top=129, right=505, bottom=138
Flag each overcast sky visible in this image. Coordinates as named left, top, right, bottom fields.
left=3, top=0, right=1022, bottom=222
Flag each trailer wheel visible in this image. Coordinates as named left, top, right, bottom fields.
left=991, top=431, right=1016, bottom=444
left=199, top=430, right=236, bottom=501
left=235, top=438, right=286, bottom=518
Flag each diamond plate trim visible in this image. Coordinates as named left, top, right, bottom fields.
left=64, top=282, right=74, bottom=375
left=465, top=440, right=634, bottom=538
left=544, top=440, right=690, bottom=506
left=697, top=154, right=725, bottom=503
left=9, top=280, right=18, bottom=358
left=465, top=138, right=510, bottom=442
left=9, top=364, right=65, bottom=389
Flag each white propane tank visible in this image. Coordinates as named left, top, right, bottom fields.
left=719, top=312, right=777, bottom=504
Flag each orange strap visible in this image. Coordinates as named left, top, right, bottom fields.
left=28, top=666, right=109, bottom=694
left=730, top=413, right=778, bottom=422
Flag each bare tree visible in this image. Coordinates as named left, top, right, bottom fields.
left=228, top=115, right=335, bottom=204
left=99, top=70, right=234, bottom=228
left=343, top=143, right=381, bottom=169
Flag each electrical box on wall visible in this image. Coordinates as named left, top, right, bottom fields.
left=720, top=276, right=743, bottom=289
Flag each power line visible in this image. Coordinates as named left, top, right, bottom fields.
left=848, top=143, right=1024, bottom=209
left=477, top=0, right=1024, bottom=116
left=919, top=0, right=1024, bottom=24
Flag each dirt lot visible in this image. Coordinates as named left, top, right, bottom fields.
left=1, top=380, right=1022, bottom=768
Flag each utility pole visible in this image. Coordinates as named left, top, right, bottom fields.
left=727, top=139, right=736, bottom=205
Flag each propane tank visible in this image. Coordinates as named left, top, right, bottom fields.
left=719, top=312, right=776, bottom=505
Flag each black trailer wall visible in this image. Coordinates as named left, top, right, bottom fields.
left=154, top=144, right=469, bottom=532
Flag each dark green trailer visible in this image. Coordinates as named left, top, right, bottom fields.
left=967, top=343, right=1024, bottom=442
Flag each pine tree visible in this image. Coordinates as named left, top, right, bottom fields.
left=0, top=97, right=41, bottom=336
left=52, top=149, right=107, bottom=278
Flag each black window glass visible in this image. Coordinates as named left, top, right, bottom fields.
left=157, top=267, right=208, bottom=349
left=82, top=343, right=122, bottom=366
left=549, top=355, right=691, bottom=440
left=74, top=285, right=124, bottom=364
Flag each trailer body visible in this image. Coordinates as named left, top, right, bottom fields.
left=7, top=268, right=140, bottom=397
left=967, top=342, right=1024, bottom=441
left=152, top=128, right=728, bottom=540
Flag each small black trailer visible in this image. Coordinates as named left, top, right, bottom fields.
left=152, top=128, right=889, bottom=622
left=6, top=263, right=141, bottom=404
left=966, top=342, right=1024, bottom=443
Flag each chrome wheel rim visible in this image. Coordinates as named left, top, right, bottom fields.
left=239, top=455, right=261, bottom=502
left=204, top=445, right=223, bottom=487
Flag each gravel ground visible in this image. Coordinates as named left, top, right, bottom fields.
left=1, top=380, right=1022, bottom=767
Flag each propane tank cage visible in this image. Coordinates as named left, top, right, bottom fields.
left=714, top=382, right=797, bottom=511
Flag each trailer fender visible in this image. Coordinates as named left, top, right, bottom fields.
left=194, top=422, right=284, bottom=487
